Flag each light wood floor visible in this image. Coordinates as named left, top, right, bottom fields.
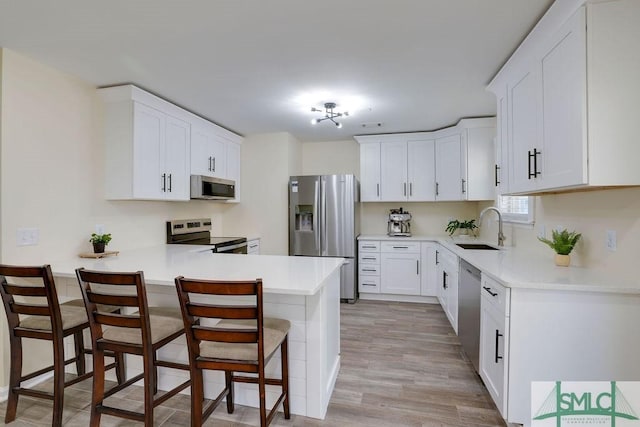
left=0, top=300, right=508, bottom=426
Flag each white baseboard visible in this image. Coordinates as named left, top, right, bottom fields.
left=358, top=293, right=439, bottom=304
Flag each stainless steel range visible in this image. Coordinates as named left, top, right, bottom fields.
left=166, top=218, right=248, bottom=254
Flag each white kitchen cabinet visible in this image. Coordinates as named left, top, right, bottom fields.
left=407, top=139, right=436, bottom=201
left=436, top=246, right=459, bottom=333
left=435, top=134, right=462, bottom=201
left=358, top=240, right=381, bottom=294
left=356, top=118, right=494, bottom=203
left=489, top=1, right=640, bottom=195
left=359, top=142, right=381, bottom=201
left=380, top=140, right=408, bottom=201
left=479, top=274, right=510, bottom=417
left=99, top=85, right=243, bottom=202
left=103, top=98, right=190, bottom=201
left=247, top=238, right=260, bottom=254
left=226, top=141, right=241, bottom=203
left=380, top=241, right=421, bottom=295
left=494, top=84, right=509, bottom=194
left=190, top=122, right=227, bottom=179
left=420, top=242, right=437, bottom=296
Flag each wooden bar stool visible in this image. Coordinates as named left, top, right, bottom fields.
left=0, top=264, right=125, bottom=426
left=76, top=268, right=191, bottom=426
left=175, top=276, right=291, bottom=427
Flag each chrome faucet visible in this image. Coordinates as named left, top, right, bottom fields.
left=479, top=206, right=506, bottom=246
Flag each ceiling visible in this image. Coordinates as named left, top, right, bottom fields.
left=0, top=0, right=553, bottom=142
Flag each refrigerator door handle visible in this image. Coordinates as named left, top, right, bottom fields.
left=321, top=177, right=328, bottom=256
left=314, top=179, right=321, bottom=254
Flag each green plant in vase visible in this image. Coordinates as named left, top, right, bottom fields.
left=538, top=229, right=581, bottom=266
left=89, top=233, right=112, bottom=254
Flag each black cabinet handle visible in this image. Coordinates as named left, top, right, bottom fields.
left=212, top=157, right=216, bottom=172
left=483, top=286, right=498, bottom=297
left=410, top=182, right=413, bottom=197
left=161, top=173, right=166, bottom=192
left=208, top=156, right=212, bottom=171
left=168, top=174, right=172, bottom=192
left=495, top=164, right=500, bottom=186
left=416, top=260, right=419, bottom=275
left=461, top=178, right=466, bottom=194
left=495, top=329, right=503, bottom=363
left=404, top=183, right=407, bottom=196
left=393, top=246, right=409, bottom=249
left=443, top=271, right=448, bottom=289
left=362, top=268, right=377, bottom=272
left=528, top=150, right=533, bottom=179
left=435, top=182, right=439, bottom=196
left=533, top=148, right=540, bottom=177
left=435, top=250, right=439, bottom=265
left=362, top=283, right=377, bottom=287
left=377, top=183, right=380, bottom=197
left=362, top=257, right=377, bottom=260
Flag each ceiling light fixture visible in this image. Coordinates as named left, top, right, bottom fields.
left=310, top=102, right=349, bottom=128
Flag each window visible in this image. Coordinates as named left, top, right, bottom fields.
left=499, top=195, right=534, bottom=224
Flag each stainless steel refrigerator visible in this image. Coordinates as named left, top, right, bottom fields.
left=289, top=174, right=359, bottom=303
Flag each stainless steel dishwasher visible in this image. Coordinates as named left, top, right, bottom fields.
left=458, top=259, right=481, bottom=372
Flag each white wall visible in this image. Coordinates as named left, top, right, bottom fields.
left=224, top=132, right=301, bottom=255
left=0, top=49, right=233, bottom=386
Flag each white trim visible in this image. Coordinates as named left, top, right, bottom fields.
left=359, top=293, right=439, bottom=304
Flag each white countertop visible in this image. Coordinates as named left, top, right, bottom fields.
left=358, top=235, right=640, bottom=294
left=51, top=245, right=344, bottom=296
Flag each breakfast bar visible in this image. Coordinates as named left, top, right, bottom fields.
left=49, top=245, right=344, bottom=419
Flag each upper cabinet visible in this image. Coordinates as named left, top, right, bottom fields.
left=99, top=85, right=242, bottom=202
left=488, top=0, right=640, bottom=195
left=355, top=118, right=495, bottom=202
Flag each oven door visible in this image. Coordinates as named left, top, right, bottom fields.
left=214, top=242, right=248, bottom=254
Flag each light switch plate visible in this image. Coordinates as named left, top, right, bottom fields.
left=17, top=228, right=39, bottom=246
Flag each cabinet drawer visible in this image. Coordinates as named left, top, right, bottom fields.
left=381, top=241, right=421, bottom=253
left=359, top=253, right=380, bottom=264
left=481, top=274, right=510, bottom=316
left=359, top=275, right=380, bottom=293
left=359, top=264, right=380, bottom=276
left=359, top=241, right=381, bottom=252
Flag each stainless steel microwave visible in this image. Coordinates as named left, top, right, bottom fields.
left=190, top=175, right=235, bottom=200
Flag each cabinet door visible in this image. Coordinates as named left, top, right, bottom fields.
left=420, top=242, right=437, bottom=296
left=480, top=295, right=508, bottom=416
left=435, top=134, right=463, bottom=201
left=190, top=125, right=213, bottom=176
left=380, top=141, right=408, bottom=201
left=444, top=263, right=458, bottom=333
left=360, top=143, right=381, bottom=201
left=435, top=249, right=446, bottom=306
left=226, top=142, right=241, bottom=202
left=407, top=139, right=436, bottom=201
left=495, top=85, right=509, bottom=195
left=132, top=102, right=164, bottom=200
left=540, top=7, right=587, bottom=190
left=163, top=115, right=190, bottom=201
left=380, top=253, right=420, bottom=295
left=508, top=68, right=539, bottom=193
left=210, top=135, right=227, bottom=178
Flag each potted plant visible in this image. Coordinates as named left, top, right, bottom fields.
left=445, top=219, right=478, bottom=237
left=89, top=233, right=112, bottom=254
left=537, top=229, right=581, bottom=267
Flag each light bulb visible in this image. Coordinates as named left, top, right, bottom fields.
left=311, top=118, right=318, bottom=125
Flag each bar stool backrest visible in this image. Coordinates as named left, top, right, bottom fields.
left=174, top=277, right=264, bottom=364
left=75, top=268, right=153, bottom=350
left=0, top=264, right=63, bottom=337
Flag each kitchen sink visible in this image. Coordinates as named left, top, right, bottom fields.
left=455, top=243, right=500, bottom=250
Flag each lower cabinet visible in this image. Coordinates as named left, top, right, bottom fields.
left=436, top=247, right=459, bottom=333
left=358, top=239, right=440, bottom=298
left=380, top=242, right=421, bottom=295
left=247, top=238, right=260, bottom=254
left=479, top=274, right=510, bottom=417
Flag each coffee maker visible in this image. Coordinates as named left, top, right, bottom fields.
left=387, top=207, right=412, bottom=237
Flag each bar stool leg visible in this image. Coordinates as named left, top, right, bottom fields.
left=225, top=371, right=234, bottom=413
left=152, top=352, right=158, bottom=395
left=191, top=368, right=204, bottom=427
left=143, top=351, right=155, bottom=426
left=73, top=331, right=86, bottom=375
left=90, top=348, right=105, bottom=427
left=281, top=337, right=290, bottom=419
left=115, top=352, right=126, bottom=385
left=5, top=335, right=22, bottom=424
left=258, top=373, right=267, bottom=427
left=52, top=337, right=65, bottom=426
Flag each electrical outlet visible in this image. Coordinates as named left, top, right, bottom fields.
left=17, top=228, right=39, bottom=246
left=606, top=230, right=617, bottom=251
left=95, top=224, right=105, bottom=235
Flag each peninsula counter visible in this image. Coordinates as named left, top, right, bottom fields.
left=50, top=245, right=344, bottom=419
